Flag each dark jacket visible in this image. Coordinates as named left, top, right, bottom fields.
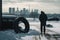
left=39, top=11, right=47, bottom=25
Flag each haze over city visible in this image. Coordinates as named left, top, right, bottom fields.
left=2, top=0, right=60, bottom=14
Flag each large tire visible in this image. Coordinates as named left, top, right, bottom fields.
left=14, top=17, right=30, bottom=33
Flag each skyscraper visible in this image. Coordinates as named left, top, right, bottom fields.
left=12, top=8, right=15, bottom=14
left=9, top=7, right=11, bottom=14
left=9, top=7, right=15, bottom=14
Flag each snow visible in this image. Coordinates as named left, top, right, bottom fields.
left=46, top=21, right=60, bottom=34
left=40, top=35, right=48, bottom=40
left=0, top=18, right=60, bottom=40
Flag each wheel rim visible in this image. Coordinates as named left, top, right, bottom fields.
left=18, top=21, right=25, bottom=31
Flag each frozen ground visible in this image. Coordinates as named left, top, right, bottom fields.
left=0, top=18, right=60, bottom=40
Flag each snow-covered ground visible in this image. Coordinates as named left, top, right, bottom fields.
left=0, top=18, right=60, bottom=40
left=46, top=21, right=60, bottom=34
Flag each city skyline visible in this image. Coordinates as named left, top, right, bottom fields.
left=2, top=0, right=60, bottom=14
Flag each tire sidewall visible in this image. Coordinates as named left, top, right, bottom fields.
left=14, top=17, right=30, bottom=33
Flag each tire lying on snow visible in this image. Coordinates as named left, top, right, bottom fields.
left=14, top=17, right=30, bottom=33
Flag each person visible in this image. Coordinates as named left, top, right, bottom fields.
left=39, top=11, right=47, bottom=35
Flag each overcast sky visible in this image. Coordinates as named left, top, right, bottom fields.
left=2, top=0, right=60, bottom=13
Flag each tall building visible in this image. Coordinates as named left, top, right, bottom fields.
left=20, top=8, right=30, bottom=17
left=16, top=8, right=20, bottom=14
left=15, top=8, right=20, bottom=16
left=9, top=7, right=15, bottom=14
left=34, top=9, right=38, bottom=13
left=9, top=8, right=11, bottom=14
left=12, top=8, right=15, bottom=14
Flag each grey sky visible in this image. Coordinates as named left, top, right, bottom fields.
left=2, top=0, right=60, bottom=3
left=2, top=0, right=60, bottom=13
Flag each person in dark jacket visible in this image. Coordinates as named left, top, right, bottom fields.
left=39, top=11, right=47, bottom=35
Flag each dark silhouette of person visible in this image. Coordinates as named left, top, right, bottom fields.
left=39, top=11, right=47, bottom=35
